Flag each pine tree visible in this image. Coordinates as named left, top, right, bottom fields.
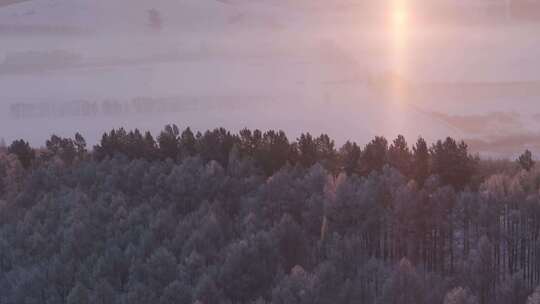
left=297, top=133, right=318, bottom=168
left=7, top=139, right=35, bottom=169
left=361, top=136, right=388, bottom=176
left=157, top=124, right=180, bottom=161
left=74, top=132, right=87, bottom=160
left=388, top=134, right=412, bottom=177
left=339, top=141, right=361, bottom=176
left=412, top=137, right=430, bottom=185
left=517, top=149, right=535, bottom=172
left=180, top=127, right=197, bottom=158
left=431, top=137, right=476, bottom=189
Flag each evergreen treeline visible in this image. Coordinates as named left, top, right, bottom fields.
left=0, top=125, right=539, bottom=304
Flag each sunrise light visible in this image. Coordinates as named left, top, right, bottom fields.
left=389, top=0, right=411, bottom=106
left=392, top=1, right=409, bottom=29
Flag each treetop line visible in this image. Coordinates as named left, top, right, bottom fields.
left=2, top=124, right=535, bottom=190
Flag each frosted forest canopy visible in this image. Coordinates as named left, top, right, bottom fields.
left=1, top=125, right=540, bottom=304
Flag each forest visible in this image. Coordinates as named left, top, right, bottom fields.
left=1, top=124, right=540, bottom=304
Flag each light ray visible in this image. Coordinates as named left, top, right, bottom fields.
left=389, top=0, right=411, bottom=106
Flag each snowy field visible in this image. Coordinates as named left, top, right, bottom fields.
left=1, top=0, right=540, bottom=157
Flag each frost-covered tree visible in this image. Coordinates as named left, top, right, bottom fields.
left=444, top=287, right=478, bottom=304
left=528, top=286, right=540, bottom=304
left=67, top=283, right=90, bottom=304
left=2, top=126, right=540, bottom=304
left=382, top=258, right=425, bottom=304
left=159, top=280, right=192, bottom=304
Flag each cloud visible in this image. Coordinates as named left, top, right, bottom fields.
left=466, top=132, right=540, bottom=157
left=413, top=109, right=539, bottom=157
left=424, top=111, right=524, bottom=136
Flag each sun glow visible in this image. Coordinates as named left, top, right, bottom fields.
left=392, top=3, right=409, bottom=29
left=389, top=0, right=411, bottom=105
left=383, top=0, right=413, bottom=135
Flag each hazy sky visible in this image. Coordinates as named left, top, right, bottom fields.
left=1, top=0, right=540, bottom=157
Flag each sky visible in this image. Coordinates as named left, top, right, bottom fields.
left=1, top=0, right=540, bottom=158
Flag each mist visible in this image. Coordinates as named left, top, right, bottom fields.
left=1, top=0, right=540, bottom=157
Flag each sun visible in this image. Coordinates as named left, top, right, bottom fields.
left=391, top=0, right=410, bottom=29
left=392, top=7, right=409, bottom=28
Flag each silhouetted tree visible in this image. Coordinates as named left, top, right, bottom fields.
left=94, top=128, right=127, bottom=160
left=412, top=137, right=430, bottom=185
left=297, top=133, right=318, bottom=168
left=339, top=141, right=361, bottom=176
left=388, top=134, right=412, bottom=177
left=431, top=137, right=476, bottom=189
left=518, top=149, right=535, bottom=172
left=157, top=124, right=180, bottom=161
left=7, top=139, right=35, bottom=169
left=197, top=128, right=238, bottom=167
left=287, top=142, right=300, bottom=166
left=125, top=129, right=145, bottom=159
left=361, top=136, right=388, bottom=175
left=239, top=128, right=262, bottom=157
left=179, top=127, right=197, bottom=158
left=74, top=132, right=87, bottom=159
left=46, top=134, right=77, bottom=165
left=260, top=130, right=290, bottom=176
left=315, top=134, right=338, bottom=175
left=142, top=131, right=157, bottom=160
